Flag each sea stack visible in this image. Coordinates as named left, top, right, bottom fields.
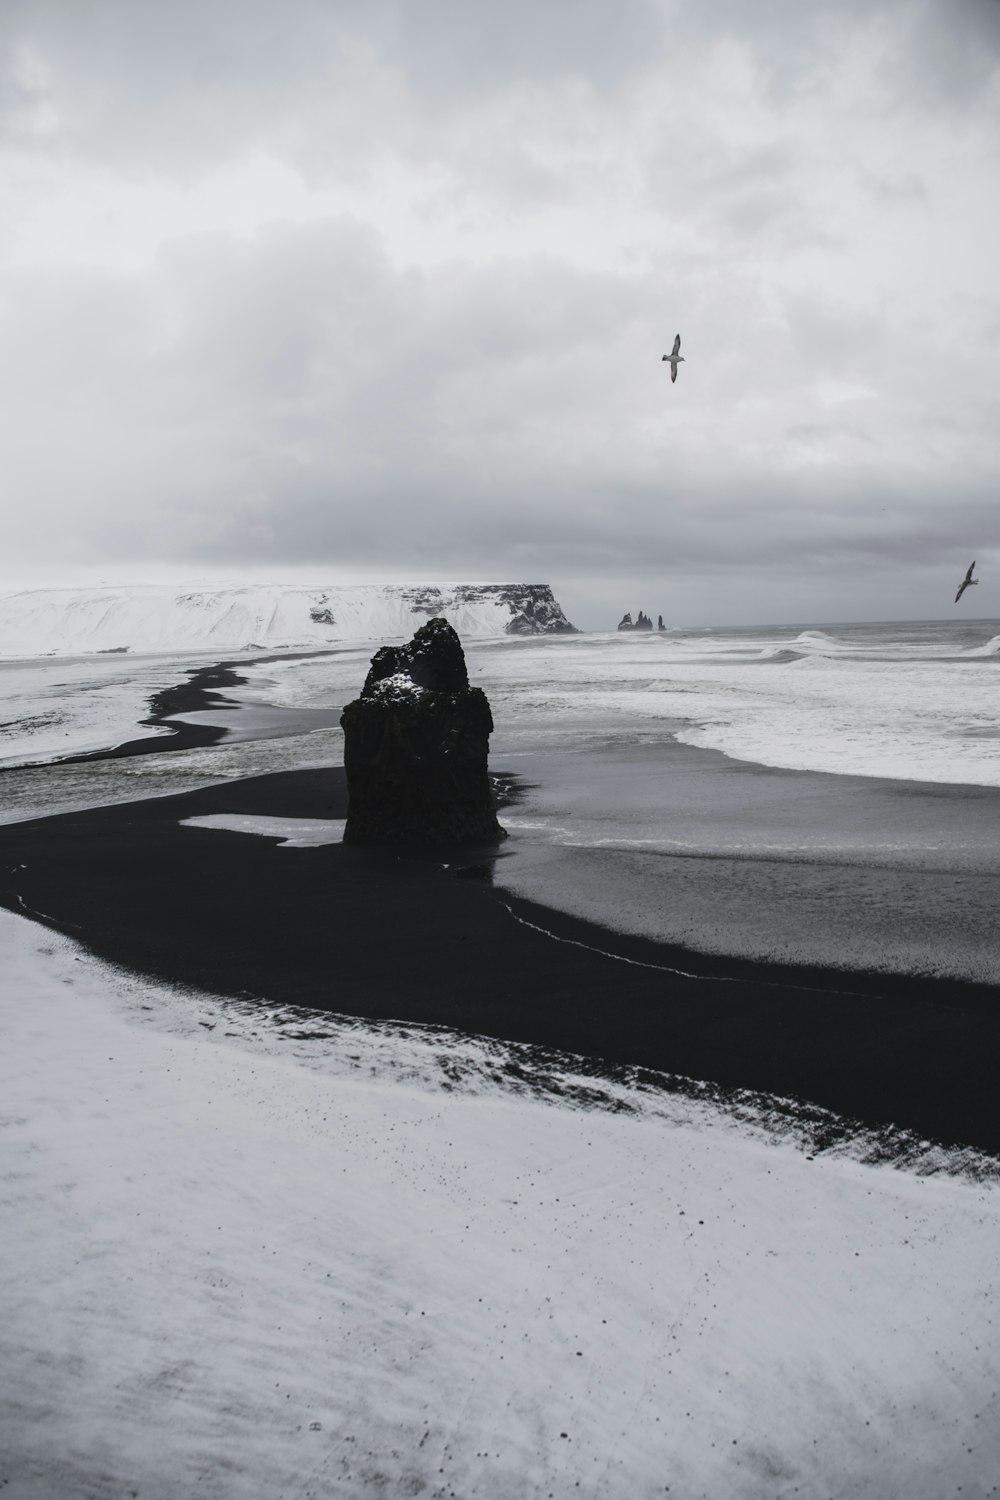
left=340, top=617, right=506, bottom=845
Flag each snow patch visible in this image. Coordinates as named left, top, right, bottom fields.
left=181, top=814, right=345, bottom=846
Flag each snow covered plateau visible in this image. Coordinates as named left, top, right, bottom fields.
left=0, top=582, right=577, bottom=658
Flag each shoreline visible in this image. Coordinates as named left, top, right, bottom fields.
left=46, top=651, right=346, bottom=764
left=55, top=659, right=253, bottom=761
left=2, top=764, right=999, bottom=1157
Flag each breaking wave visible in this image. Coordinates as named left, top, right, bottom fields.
left=961, top=634, right=1000, bottom=658
left=755, top=647, right=808, bottom=663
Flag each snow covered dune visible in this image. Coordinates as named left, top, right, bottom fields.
left=0, top=582, right=577, bottom=658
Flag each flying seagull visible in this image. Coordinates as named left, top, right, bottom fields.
left=955, top=561, right=978, bottom=604
left=662, top=333, right=684, bottom=384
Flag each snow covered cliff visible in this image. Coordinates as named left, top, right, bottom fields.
left=0, top=582, right=578, bottom=658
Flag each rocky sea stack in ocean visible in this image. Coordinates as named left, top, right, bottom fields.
left=618, top=610, right=654, bottom=632
left=341, top=618, right=506, bottom=846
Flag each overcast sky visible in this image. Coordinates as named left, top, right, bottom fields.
left=2, top=0, right=999, bottom=626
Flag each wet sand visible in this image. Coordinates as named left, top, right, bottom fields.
left=1, top=765, right=999, bottom=1156
left=494, top=737, right=1000, bottom=983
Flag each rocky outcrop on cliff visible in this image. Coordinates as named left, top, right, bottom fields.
left=340, top=617, right=506, bottom=846
left=401, top=584, right=578, bottom=636
left=495, top=585, right=579, bottom=635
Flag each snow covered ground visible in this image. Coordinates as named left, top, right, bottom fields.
left=2, top=907, right=998, bottom=1500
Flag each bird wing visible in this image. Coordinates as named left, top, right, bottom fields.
left=672, top=334, right=681, bottom=357
left=671, top=362, right=678, bottom=383
left=956, top=581, right=968, bottom=603
left=966, top=560, right=976, bottom=582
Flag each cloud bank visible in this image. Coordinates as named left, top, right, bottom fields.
left=2, top=0, right=999, bottom=624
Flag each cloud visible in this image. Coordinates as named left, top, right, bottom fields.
left=2, top=203, right=997, bottom=594
left=0, top=0, right=663, bottom=176
left=1, top=0, right=999, bottom=622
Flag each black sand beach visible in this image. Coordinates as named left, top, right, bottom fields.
left=2, top=763, right=999, bottom=1156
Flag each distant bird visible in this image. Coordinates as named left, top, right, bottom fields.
left=662, top=333, right=685, bottom=384
left=955, top=560, right=978, bottom=604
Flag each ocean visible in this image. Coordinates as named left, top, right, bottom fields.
left=224, top=615, right=1000, bottom=784
left=3, top=617, right=1000, bottom=981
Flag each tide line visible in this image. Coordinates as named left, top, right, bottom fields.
left=494, top=898, right=878, bottom=1000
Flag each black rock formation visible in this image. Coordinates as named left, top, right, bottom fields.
left=657, top=615, right=667, bottom=632
left=340, top=617, right=506, bottom=845
left=618, top=610, right=654, bottom=632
